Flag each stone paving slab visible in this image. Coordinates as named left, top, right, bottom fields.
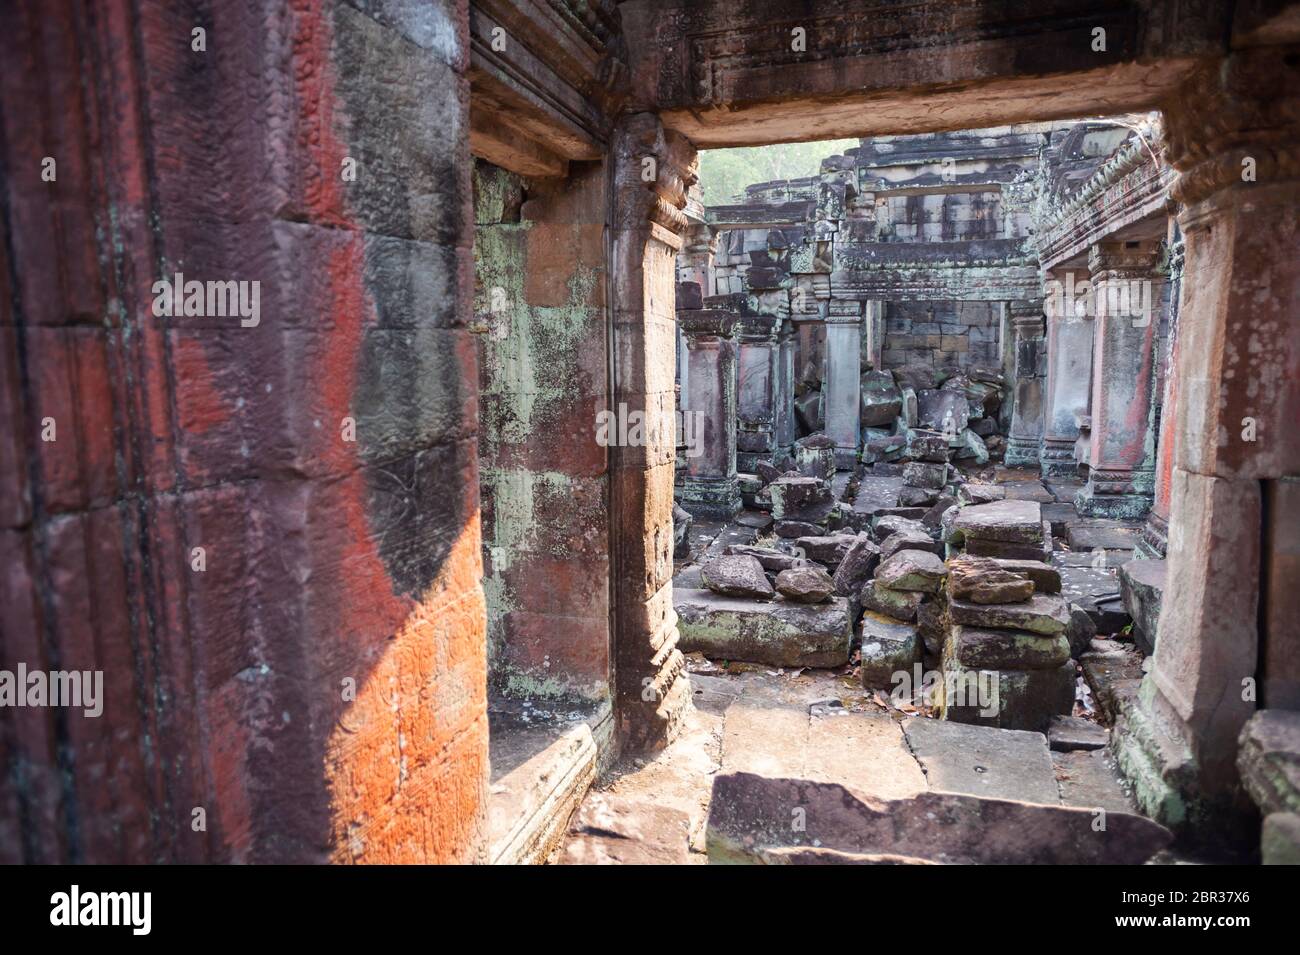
left=1053, top=748, right=1135, bottom=815
left=1058, top=565, right=1128, bottom=633
left=901, top=717, right=1060, bottom=805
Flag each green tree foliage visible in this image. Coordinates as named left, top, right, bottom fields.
left=698, top=140, right=859, bottom=205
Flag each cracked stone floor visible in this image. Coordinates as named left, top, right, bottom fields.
left=558, top=662, right=1135, bottom=864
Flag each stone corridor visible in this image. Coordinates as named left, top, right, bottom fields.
left=0, top=0, right=1297, bottom=869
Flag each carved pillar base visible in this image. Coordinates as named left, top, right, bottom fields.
left=1075, top=466, right=1157, bottom=519
left=1039, top=436, right=1080, bottom=478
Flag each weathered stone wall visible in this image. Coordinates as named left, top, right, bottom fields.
left=882, top=301, right=1002, bottom=369
left=473, top=160, right=611, bottom=704
left=0, top=0, right=487, bottom=863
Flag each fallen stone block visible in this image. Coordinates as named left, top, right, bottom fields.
left=902, top=461, right=948, bottom=490
left=965, top=535, right=1052, bottom=562
left=794, top=533, right=858, bottom=567
left=989, top=557, right=1061, bottom=594
left=898, top=485, right=940, bottom=507
left=860, top=579, right=922, bottom=622
left=769, top=476, right=833, bottom=523
left=921, top=494, right=958, bottom=530
left=940, top=658, right=1075, bottom=733
left=948, top=592, right=1070, bottom=635
left=675, top=588, right=852, bottom=668
left=726, top=543, right=807, bottom=573
left=860, top=369, right=903, bottom=427
left=951, top=499, right=1043, bottom=544
left=775, top=566, right=835, bottom=604
left=832, top=534, right=880, bottom=597
left=953, top=428, right=989, bottom=465
left=905, top=430, right=949, bottom=463
left=946, top=625, right=1072, bottom=671
left=917, top=388, right=969, bottom=433
left=946, top=555, right=1034, bottom=604
left=1119, top=558, right=1166, bottom=656
left=876, top=549, right=948, bottom=593
left=1065, top=604, right=1098, bottom=659
left=916, top=594, right=947, bottom=657
left=874, top=514, right=927, bottom=539
left=672, top=504, right=693, bottom=559
left=1059, top=565, right=1127, bottom=634
left=880, top=529, right=943, bottom=560
left=706, top=773, right=1172, bottom=864
left=859, top=612, right=921, bottom=689
left=774, top=519, right=825, bottom=539
left=701, top=554, right=775, bottom=599
left=958, top=483, right=1006, bottom=505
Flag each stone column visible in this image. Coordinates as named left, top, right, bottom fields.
left=1140, top=232, right=1184, bottom=557
left=773, top=318, right=798, bottom=453
left=678, top=219, right=717, bottom=297
left=824, top=299, right=864, bottom=468
left=735, top=312, right=782, bottom=472
left=1039, top=265, right=1095, bottom=479
left=862, top=299, right=885, bottom=371
left=1074, top=241, right=1164, bottom=519
left=1111, top=48, right=1300, bottom=850
left=609, top=113, right=693, bottom=753
left=679, top=309, right=740, bottom=518
left=1004, top=301, right=1046, bottom=468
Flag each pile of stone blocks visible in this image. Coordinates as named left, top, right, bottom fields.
left=861, top=363, right=1004, bottom=469
left=1237, top=710, right=1300, bottom=865
left=857, top=516, right=948, bottom=689
left=929, top=499, right=1075, bottom=732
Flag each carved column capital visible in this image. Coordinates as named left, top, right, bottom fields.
left=1162, top=46, right=1300, bottom=208
left=1087, top=240, right=1163, bottom=279
left=612, top=113, right=699, bottom=249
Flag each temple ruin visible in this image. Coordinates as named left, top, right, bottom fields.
left=0, top=0, right=1297, bottom=869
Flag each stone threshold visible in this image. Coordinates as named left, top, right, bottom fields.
left=487, top=697, right=613, bottom=865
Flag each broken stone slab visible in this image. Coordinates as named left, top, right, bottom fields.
left=859, top=611, right=921, bottom=689
left=851, top=474, right=905, bottom=516
left=725, top=544, right=807, bottom=573
left=1079, top=645, right=1144, bottom=724
left=950, top=499, right=1043, bottom=545
left=952, top=428, right=989, bottom=465
left=1119, top=558, right=1166, bottom=655
left=902, top=717, right=1060, bottom=805
left=903, top=461, right=948, bottom=489
left=675, top=588, right=852, bottom=668
left=957, top=483, right=1006, bottom=505
left=940, top=658, right=1075, bottom=733
left=880, top=529, right=943, bottom=560
left=775, top=566, right=835, bottom=604
left=891, top=363, right=938, bottom=394
left=769, top=475, right=834, bottom=523
left=1049, top=715, right=1108, bottom=752
left=1237, top=710, right=1300, bottom=817
left=795, top=444, right=836, bottom=481
left=946, top=625, right=1072, bottom=671
left=1001, top=480, right=1055, bottom=503
left=860, top=579, right=922, bottom=622
left=700, top=554, right=775, bottom=599
left=875, top=549, right=948, bottom=593
left=948, top=592, right=1070, bottom=635
left=831, top=534, right=880, bottom=597
left=946, top=555, right=1034, bottom=604
left=706, top=773, right=1172, bottom=864
left=755, top=460, right=783, bottom=486
left=794, top=534, right=858, bottom=567
left=875, top=505, right=929, bottom=520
